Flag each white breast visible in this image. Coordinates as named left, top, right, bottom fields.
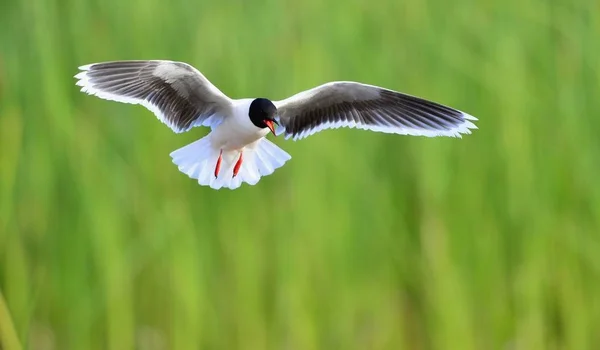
left=209, top=99, right=270, bottom=151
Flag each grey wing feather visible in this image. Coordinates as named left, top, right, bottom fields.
left=75, top=60, right=232, bottom=133
left=273, top=81, right=478, bottom=140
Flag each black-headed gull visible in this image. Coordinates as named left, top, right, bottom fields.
left=75, top=60, right=477, bottom=190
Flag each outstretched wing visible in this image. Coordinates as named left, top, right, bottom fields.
left=75, top=60, right=232, bottom=132
left=273, top=81, right=477, bottom=140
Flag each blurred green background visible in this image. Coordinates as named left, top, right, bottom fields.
left=1, top=0, right=599, bottom=349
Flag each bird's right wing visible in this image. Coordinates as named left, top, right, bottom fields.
left=273, top=81, right=477, bottom=140
left=75, top=60, right=232, bottom=132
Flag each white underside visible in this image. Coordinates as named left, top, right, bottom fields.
left=275, top=112, right=478, bottom=140
left=170, top=136, right=291, bottom=190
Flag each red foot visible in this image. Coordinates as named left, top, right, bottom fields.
left=233, top=152, right=243, bottom=178
left=214, top=150, right=223, bottom=178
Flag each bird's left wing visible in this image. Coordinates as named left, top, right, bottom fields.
left=75, top=60, right=232, bottom=133
left=273, top=81, right=477, bottom=140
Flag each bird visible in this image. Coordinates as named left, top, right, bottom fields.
left=74, top=60, right=477, bottom=190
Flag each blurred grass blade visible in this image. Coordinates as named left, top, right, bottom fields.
left=0, top=290, right=22, bottom=350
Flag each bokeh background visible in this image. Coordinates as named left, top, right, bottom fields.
left=1, top=0, right=599, bottom=349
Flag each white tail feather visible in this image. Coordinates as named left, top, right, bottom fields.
left=170, top=136, right=291, bottom=190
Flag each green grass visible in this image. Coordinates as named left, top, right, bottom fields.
left=1, top=0, right=599, bottom=349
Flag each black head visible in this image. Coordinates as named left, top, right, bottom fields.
left=249, top=98, right=278, bottom=135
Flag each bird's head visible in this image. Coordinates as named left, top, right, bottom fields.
left=249, top=98, right=279, bottom=135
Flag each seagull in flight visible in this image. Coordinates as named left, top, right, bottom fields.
left=75, top=60, right=477, bottom=190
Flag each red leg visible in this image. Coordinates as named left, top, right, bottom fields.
left=214, top=150, right=223, bottom=178
left=233, top=152, right=243, bottom=178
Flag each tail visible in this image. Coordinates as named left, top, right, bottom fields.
left=169, top=136, right=291, bottom=190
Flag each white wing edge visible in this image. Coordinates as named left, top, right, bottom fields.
left=276, top=111, right=478, bottom=141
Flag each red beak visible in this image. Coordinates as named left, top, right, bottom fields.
left=264, top=120, right=276, bottom=135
